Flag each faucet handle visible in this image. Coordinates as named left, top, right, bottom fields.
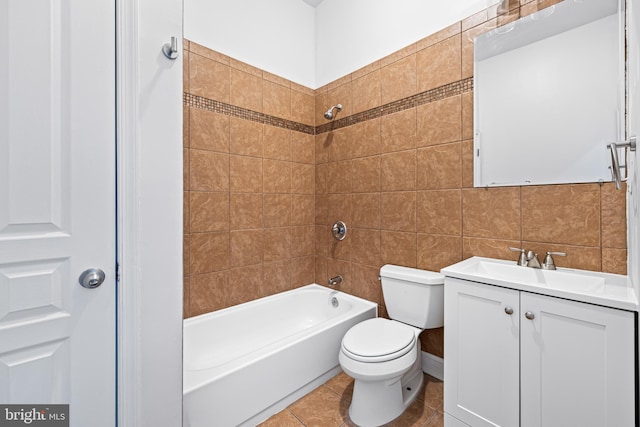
left=509, top=247, right=528, bottom=266
left=542, top=251, right=566, bottom=270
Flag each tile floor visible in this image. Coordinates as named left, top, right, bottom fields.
left=258, top=372, right=444, bottom=427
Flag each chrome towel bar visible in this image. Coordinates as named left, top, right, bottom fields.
left=607, top=136, right=636, bottom=190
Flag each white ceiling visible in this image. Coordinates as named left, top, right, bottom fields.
left=301, top=0, right=324, bottom=7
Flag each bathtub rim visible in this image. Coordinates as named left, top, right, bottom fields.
left=183, top=284, right=378, bottom=394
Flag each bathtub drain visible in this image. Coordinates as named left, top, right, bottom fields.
left=331, top=297, right=339, bottom=308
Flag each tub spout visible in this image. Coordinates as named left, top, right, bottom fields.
left=328, top=275, right=343, bottom=286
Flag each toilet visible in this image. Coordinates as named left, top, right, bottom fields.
left=338, top=264, right=444, bottom=427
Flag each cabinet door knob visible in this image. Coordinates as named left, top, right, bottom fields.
left=504, top=306, right=514, bottom=315
left=525, top=311, right=535, bottom=320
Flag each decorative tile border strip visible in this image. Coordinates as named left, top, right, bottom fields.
left=315, top=77, right=473, bottom=134
left=183, top=93, right=316, bottom=135
left=183, top=76, right=473, bottom=136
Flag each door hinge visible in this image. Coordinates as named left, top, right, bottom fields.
left=116, top=262, right=120, bottom=283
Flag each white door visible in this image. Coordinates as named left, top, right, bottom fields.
left=520, top=293, right=635, bottom=427
left=444, top=278, right=520, bottom=427
left=0, top=0, right=115, bottom=425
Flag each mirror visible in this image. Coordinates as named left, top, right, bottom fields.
left=474, top=0, right=624, bottom=187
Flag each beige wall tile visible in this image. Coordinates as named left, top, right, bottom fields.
left=190, top=192, right=229, bottom=232
left=183, top=106, right=190, bottom=147
left=190, top=232, right=229, bottom=274
left=291, top=132, right=315, bottom=164
left=351, top=228, right=382, bottom=267
left=230, top=68, right=262, bottom=113
left=227, top=264, right=265, bottom=305
left=315, top=132, right=331, bottom=164
left=329, top=126, right=353, bottom=161
left=327, top=161, right=352, bottom=194
left=380, top=191, right=416, bottom=232
left=291, top=226, right=315, bottom=257
left=315, top=255, right=329, bottom=285
left=381, top=108, right=417, bottom=153
left=315, top=194, right=328, bottom=226
left=263, top=80, right=291, bottom=120
left=351, top=118, right=381, bottom=159
left=381, top=150, right=416, bottom=191
left=263, top=227, right=291, bottom=263
left=350, top=263, right=384, bottom=306
left=522, top=184, right=600, bottom=246
left=183, top=276, right=190, bottom=318
left=380, top=55, right=417, bottom=104
left=291, top=256, right=315, bottom=287
left=230, top=193, right=263, bottom=230
left=462, top=187, right=521, bottom=240
left=184, top=192, right=190, bottom=234
left=190, top=271, right=229, bottom=316
left=417, top=190, right=461, bottom=235
left=327, top=193, right=352, bottom=226
left=189, top=54, right=229, bottom=102
left=352, top=69, right=381, bottom=114
left=315, top=225, right=330, bottom=257
left=416, top=143, right=461, bottom=190
left=292, top=163, right=315, bottom=194
left=263, top=125, right=291, bottom=161
left=417, top=35, right=461, bottom=92
left=230, top=117, right=263, bottom=157
left=461, top=139, right=474, bottom=188
left=602, top=248, right=627, bottom=275
left=183, top=50, right=190, bottom=94
left=291, top=90, right=315, bottom=126
left=417, top=234, right=462, bottom=271
left=229, top=229, right=263, bottom=268
left=263, top=159, right=291, bottom=193
left=315, top=163, right=328, bottom=194
left=190, top=149, right=229, bottom=192
left=292, top=194, right=315, bottom=226
left=352, top=156, right=381, bottom=193
left=417, top=95, right=461, bottom=147
left=381, top=43, right=417, bottom=67
left=461, top=92, right=473, bottom=140
left=190, top=108, right=230, bottom=153
left=381, top=231, right=417, bottom=268
left=263, top=194, right=292, bottom=227
left=462, top=237, right=522, bottom=261
left=183, top=234, right=190, bottom=277
left=183, top=148, right=190, bottom=194
left=601, top=182, right=627, bottom=249
left=264, top=260, right=292, bottom=295
left=230, top=155, right=263, bottom=193
left=352, top=193, right=381, bottom=230
left=327, top=81, right=353, bottom=119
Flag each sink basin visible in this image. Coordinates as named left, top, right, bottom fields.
left=441, top=257, right=637, bottom=311
left=472, top=259, right=605, bottom=293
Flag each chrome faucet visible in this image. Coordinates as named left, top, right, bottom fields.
left=510, top=247, right=566, bottom=269
left=526, top=251, right=541, bottom=269
left=328, top=275, right=343, bottom=286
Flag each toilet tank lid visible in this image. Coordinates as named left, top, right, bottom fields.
left=380, top=264, right=444, bottom=285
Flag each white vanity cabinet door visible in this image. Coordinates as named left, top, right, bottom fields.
left=520, top=293, right=635, bottom=427
left=444, top=278, right=520, bottom=427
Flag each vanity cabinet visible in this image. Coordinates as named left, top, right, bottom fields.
left=444, top=277, right=635, bottom=427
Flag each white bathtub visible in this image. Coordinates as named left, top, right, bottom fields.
left=183, top=284, right=377, bottom=427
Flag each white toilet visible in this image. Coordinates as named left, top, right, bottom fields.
left=338, top=264, right=444, bottom=427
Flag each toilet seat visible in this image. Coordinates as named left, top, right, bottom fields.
left=341, top=318, right=416, bottom=363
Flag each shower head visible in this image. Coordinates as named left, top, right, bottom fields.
left=324, top=104, right=342, bottom=120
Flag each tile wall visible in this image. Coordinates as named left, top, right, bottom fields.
left=183, top=0, right=628, bottom=357
left=183, top=40, right=316, bottom=318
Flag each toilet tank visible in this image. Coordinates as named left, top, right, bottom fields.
left=379, top=265, right=444, bottom=329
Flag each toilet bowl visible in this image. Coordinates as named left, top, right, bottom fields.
left=338, top=265, right=444, bottom=427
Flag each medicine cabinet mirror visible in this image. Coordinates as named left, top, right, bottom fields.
left=474, top=0, right=624, bottom=187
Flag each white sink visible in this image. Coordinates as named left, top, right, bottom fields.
left=472, top=259, right=605, bottom=293
left=441, top=257, right=637, bottom=311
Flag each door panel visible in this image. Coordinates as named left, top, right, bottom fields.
left=444, top=279, right=520, bottom=427
left=520, top=293, right=635, bottom=427
left=0, top=0, right=115, bottom=424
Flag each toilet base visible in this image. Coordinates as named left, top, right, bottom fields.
left=347, top=349, right=424, bottom=427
